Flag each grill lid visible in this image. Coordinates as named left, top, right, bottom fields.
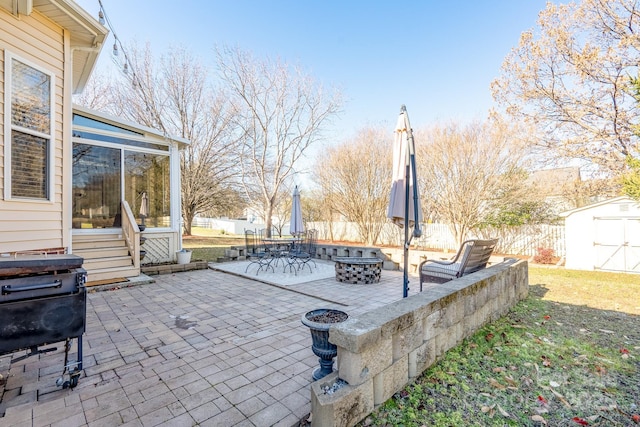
left=0, top=254, right=84, bottom=277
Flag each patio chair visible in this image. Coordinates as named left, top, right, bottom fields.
left=244, top=229, right=274, bottom=275
left=418, top=238, right=498, bottom=291
left=284, top=229, right=318, bottom=274
left=259, top=228, right=286, bottom=267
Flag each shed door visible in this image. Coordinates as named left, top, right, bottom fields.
left=593, top=217, right=640, bottom=273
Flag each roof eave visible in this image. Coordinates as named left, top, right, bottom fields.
left=0, top=0, right=109, bottom=93
left=72, top=104, right=192, bottom=147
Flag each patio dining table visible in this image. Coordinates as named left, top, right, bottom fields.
left=263, top=237, right=302, bottom=250
left=263, top=237, right=303, bottom=269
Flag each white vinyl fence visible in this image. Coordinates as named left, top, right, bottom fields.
left=193, top=217, right=566, bottom=258
left=307, top=222, right=565, bottom=257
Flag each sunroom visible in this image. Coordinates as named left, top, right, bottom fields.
left=71, top=105, right=188, bottom=283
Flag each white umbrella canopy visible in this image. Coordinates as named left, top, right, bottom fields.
left=139, top=191, right=149, bottom=225
left=139, top=192, right=149, bottom=217
left=387, top=108, right=423, bottom=227
left=289, top=185, right=304, bottom=237
left=387, top=105, right=423, bottom=298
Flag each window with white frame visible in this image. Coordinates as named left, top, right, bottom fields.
left=4, top=53, right=54, bottom=201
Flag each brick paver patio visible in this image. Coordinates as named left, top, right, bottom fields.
left=0, top=262, right=420, bottom=427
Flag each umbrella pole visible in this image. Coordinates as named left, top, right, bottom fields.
left=403, top=162, right=410, bottom=298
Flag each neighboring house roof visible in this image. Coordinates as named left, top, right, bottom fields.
left=527, top=167, right=581, bottom=197
left=73, top=104, right=191, bottom=146
left=559, top=195, right=636, bottom=217
left=0, top=0, right=108, bottom=93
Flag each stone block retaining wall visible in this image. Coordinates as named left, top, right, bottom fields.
left=310, top=258, right=529, bottom=427
left=225, top=243, right=456, bottom=273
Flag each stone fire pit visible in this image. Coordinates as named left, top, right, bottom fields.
left=334, top=257, right=383, bottom=284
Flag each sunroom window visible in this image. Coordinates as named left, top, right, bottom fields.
left=4, top=54, right=54, bottom=201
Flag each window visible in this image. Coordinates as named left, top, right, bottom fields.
left=124, top=151, right=171, bottom=228
left=4, top=53, right=54, bottom=201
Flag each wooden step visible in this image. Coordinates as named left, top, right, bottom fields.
left=74, top=246, right=130, bottom=260
left=73, top=238, right=127, bottom=250
left=86, top=265, right=140, bottom=285
left=73, top=232, right=122, bottom=241
left=83, top=255, right=133, bottom=271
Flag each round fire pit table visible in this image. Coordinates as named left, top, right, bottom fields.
left=334, top=257, right=383, bottom=284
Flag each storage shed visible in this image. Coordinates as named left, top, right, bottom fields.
left=560, top=196, right=640, bottom=273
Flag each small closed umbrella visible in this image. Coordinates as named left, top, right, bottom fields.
left=387, top=105, right=422, bottom=298
left=289, top=186, right=304, bottom=237
left=139, top=191, right=149, bottom=226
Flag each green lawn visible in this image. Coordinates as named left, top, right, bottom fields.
left=181, top=227, right=245, bottom=262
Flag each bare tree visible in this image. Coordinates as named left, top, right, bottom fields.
left=216, top=46, right=342, bottom=237
left=72, top=71, right=117, bottom=110
left=492, top=0, right=640, bottom=175
left=315, top=126, right=392, bottom=245
left=80, top=44, right=240, bottom=235
left=416, top=121, right=529, bottom=246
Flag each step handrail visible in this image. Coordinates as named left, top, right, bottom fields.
left=121, top=201, right=141, bottom=271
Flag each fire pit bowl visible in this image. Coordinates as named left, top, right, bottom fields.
left=301, top=308, right=348, bottom=380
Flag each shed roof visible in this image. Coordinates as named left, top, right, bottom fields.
left=559, top=196, right=637, bottom=217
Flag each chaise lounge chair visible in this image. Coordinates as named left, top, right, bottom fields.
left=419, top=238, right=498, bottom=291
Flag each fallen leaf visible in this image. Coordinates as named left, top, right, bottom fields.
left=543, top=315, right=551, bottom=320
left=541, top=356, right=552, bottom=367
left=620, top=348, right=630, bottom=354
left=531, top=414, right=547, bottom=425
left=551, top=389, right=571, bottom=408
left=497, top=404, right=510, bottom=417
left=493, top=366, right=506, bottom=373
left=599, top=329, right=614, bottom=334
left=489, top=378, right=506, bottom=390
left=572, top=416, right=589, bottom=425
left=481, top=404, right=494, bottom=413
left=485, top=333, right=495, bottom=341
left=504, top=375, right=518, bottom=387
left=632, top=414, right=640, bottom=423
left=537, top=395, right=548, bottom=406
left=511, top=324, right=526, bottom=329
left=549, top=380, right=560, bottom=387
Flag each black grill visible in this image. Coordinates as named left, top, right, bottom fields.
left=0, top=254, right=86, bottom=389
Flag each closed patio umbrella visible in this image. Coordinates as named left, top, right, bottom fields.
left=289, top=186, right=304, bottom=237
left=387, top=105, right=422, bottom=298
left=139, top=191, right=149, bottom=226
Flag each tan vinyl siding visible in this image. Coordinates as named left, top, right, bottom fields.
left=0, top=9, right=65, bottom=253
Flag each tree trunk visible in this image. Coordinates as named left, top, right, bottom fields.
left=183, top=210, right=194, bottom=236
left=264, top=204, right=274, bottom=238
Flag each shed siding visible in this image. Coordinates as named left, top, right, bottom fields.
left=564, top=198, right=640, bottom=271
left=0, top=9, right=65, bottom=253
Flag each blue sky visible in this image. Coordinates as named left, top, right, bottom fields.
left=75, top=0, right=549, bottom=140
